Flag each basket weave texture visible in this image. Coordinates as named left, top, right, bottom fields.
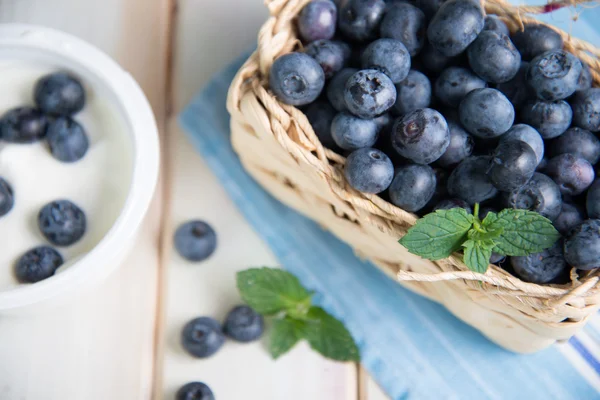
left=227, top=0, right=600, bottom=353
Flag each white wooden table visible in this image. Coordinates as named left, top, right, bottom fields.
left=0, top=1, right=389, bottom=399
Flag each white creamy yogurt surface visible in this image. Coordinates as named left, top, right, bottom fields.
left=0, top=61, right=132, bottom=290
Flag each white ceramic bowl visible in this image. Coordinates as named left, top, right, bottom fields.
left=0, top=24, right=160, bottom=311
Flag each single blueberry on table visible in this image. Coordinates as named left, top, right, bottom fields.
left=483, top=15, right=509, bottom=36
left=433, top=198, right=472, bottom=214
left=34, top=72, right=86, bottom=116
left=467, top=30, right=521, bottom=83
left=564, top=219, right=600, bottom=270
left=487, top=140, right=537, bottom=192
left=15, top=246, right=63, bottom=284
left=520, top=99, right=572, bottom=139
left=420, top=44, right=453, bottom=74
left=571, top=88, right=600, bottom=132
left=510, top=241, right=567, bottom=284
left=46, top=117, right=90, bottom=163
left=0, top=177, right=14, bottom=217
left=436, top=121, right=474, bottom=168
left=0, top=107, right=48, bottom=143
left=174, top=220, right=217, bottom=262
left=223, top=305, right=265, bottom=342
left=527, top=50, right=582, bottom=101
left=427, top=0, right=484, bottom=57
left=496, top=62, right=530, bottom=110
left=447, top=156, right=499, bottom=205
left=499, top=124, right=544, bottom=165
left=391, top=108, right=450, bottom=164
left=331, top=112, right=380, bottom=150
left=503, top=173, right=562, bottom=221
left=379, top=2, right=426, bottom=56
left=511, top=24, right=563, bottom=61
left=554, top=202, right=585, bottom=235
left=587, top=180, right=600, bottom=219
left=434, top=67, right=487, bottom=108
left=361, top=38, right=411, bottom=83
left=176, top=382, right=214, bottom=400
left=388, top=164, right=436, bottom=212
left=338, top=0, right=387, bottom=42
left=297, top=0, right=337, bottom=43
left=392, top=70, right=431, bottom=116
left=459, top=88, right=515, bottom=139
left=269, top=52, right=325, bottom=106
left=344, top=69, right=396, bottom=119
left=304, top=100, right=338, bottom=149
left=548, top=127, right=600, bottom=165
left=545, top=154, right=594, bottom=196
left=327, top=68, right=358, bottom=112
left=38, top=200, right=86, bottom=247
left=344, top=148, right=394, bottom=193
left=181, top=317, right=225, bottom=358
left=305, top=40, right=351, bottom=79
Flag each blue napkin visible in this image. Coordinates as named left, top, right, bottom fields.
left=180, top=9, right=600, bottom=399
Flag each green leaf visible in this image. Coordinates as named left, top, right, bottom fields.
left=269, top=318, right=305, bottom=359
left=237, top=268, right=312, bottom=315
left=486, top=209, right=561, bottom=256
left=462, top=239, right=495, bottom=273
left=303, top=306, right=360, bottom=362
left=399, top=209, right=474, bottom=260
left=468, top=226, right=504, bottom=242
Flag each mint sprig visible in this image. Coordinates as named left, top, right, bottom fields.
left=237, top=268, right=359, bottom=362
left=399, top=204, right=561, bottom=274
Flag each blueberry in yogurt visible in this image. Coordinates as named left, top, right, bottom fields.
left=46, top=117, right=90, bottom=163
left=0, top=177, right=14, bottom=217
left=38, top=200, right=87, bottom=247
left=15, top=246, right=63, bottom=283
left=34, top=72, right=86, bottom=116
left=0, top=107, right=48, bottom=143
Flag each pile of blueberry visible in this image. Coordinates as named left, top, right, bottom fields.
left=268, top=0, right=600, bottom=284
left=0, top=73, right=90, bottom=283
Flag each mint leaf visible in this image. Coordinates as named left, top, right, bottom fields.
left=399, top=208, right=474, bottom=260
left=303, top=306, right=360, bottom=362
left=486, top=209, right=561, bottom=256
left=468, top=226, right=504, bottom=242
left=237, top=268, right=312, bottom=315
left=269, top=318, right=305, bottom=359
left=462, top=239, right=494, bottom=273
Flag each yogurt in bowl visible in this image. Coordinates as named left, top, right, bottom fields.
left=0, top=24, right=159, bottom=311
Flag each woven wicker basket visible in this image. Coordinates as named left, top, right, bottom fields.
left=227, top=0, right=600, bottom=353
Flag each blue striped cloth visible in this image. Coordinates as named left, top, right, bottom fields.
left=181, top=7, right=600, bottom=399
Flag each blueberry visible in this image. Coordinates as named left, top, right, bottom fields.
left=305, top=40, right=351, bottom=79
left=181, top=317, right=225, bottom=358
left=467, top=31, right=521, bottom=83
left=414, top=0, right=446, bottom=19
left=520, top=99, right=572, bottom=139
left=344, top=148, right=394, bottom=193
left=297, top=0, right=337, bottom=43
left=503, top=173, right=562, bottom=221
left=331, top=112, right=380, bottom=150
left=389, top=164, right=436, bottom=212
left=392, top=70, right=431, bottom=116
left=545, top=154, right=594, bottom=196
left=391, top=108, right=450, bottom=164
left=223, top=305, right=265, bottom=342
left=434, top=67, right=487, bottom=108
left=554, top=202, right=585, bottom=235
left=0, top=107, right=48, bottom=143
left=564, top=219, right=600, bottom=270
left=338, top=0, right=386, bottom=42
left=423, top=167, right=450, bottom=211
left=34, top=72, right=85, bottom=116
left=511, top=24, right=563, bottom=61
left=483, top=15, right=509, bottom=36
left=344, top=69, right=396, bottom=119
left=427, top=0, right=484, bottom=57
left=510, top=241, right=567, bottom=284
left=496, top=62, right=530, bottom=110
left=487, top=141, right=537, bottom=192
left=269, top=53, right=325, bottom=106
left=575, top=61, right=593, bottom=93
left=327, top=68, right=358, bottom=111
left=571, top=88, right=600, bottom=132
left=45, top=117, right=89, bottom=163
left=459, top=88, right=515, bottom=139
left=433, top=198, right=472, bottom=214
left=548, top=127, right=600, bottom=165
left=587, top=180, right=600, bottom=219
left=379, top=2, right=427, bottom=56
left=361, top=39, right=411, bottom=83
left=174, top=221, right=217, bottom=262
left=0, top=177, right=14, bottom=217
left=176, top=382, right=215, bottom=400
left=499, top=124, right=544, bottom=165
left=527, top=50, right=582, bottom=101
left=448, top=156, right=499, bottom=204
left=304, top=100, right=338, bottom=149
left=437, top=121, right=474, bottom=167
left=15, top=246, right=63, bottom=283
left=38, top=200, right=86, bottom=247
left=420, top=44, right=453, bottom=74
